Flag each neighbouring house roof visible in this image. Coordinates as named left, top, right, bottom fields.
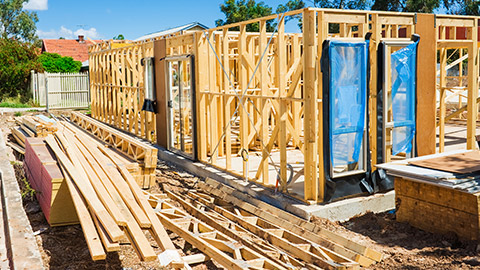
left=41, top=36, right=102, bottom=62
left=134, top=22, right=209, bottom=42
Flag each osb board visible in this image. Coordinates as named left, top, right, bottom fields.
left=409, top=151, right=480, bottom=174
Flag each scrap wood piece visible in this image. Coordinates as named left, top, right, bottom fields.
left=44, top=135, right=124, bottom=242
left=162, top=191, right=316, bottom=270
left=74, top=131, right=152, bottom=229
left=11, top=126, right=29, bottom=144
left=61, top=165, right=106, bottom=260
left=169, top=190, right=353, bottom=270
left=99, top=146, right=177, bottom=252
left=147, top=193, right=288, bottom=270
left=20, top=124, right=35, bottom=137
left=409, top=151, right=480, bottom=174
left=199, top=178, right=381, bottom=266
left=6, top=141, right=25, bottom=155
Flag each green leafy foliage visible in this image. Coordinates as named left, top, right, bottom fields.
left=38, top=52, right=82, bottom=73
left=113, top=34, right=125, bottom=40
left=0, top=0, right=39, bottom=42
left=276, top=0, right=305, bottom=29
left=215, top=0, right=275, bottom=32
left=0, top=37, right=42, bottom=99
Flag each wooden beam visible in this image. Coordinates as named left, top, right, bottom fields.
left=303, top=9, right=319, bottom=202
left=466, top=21, right=478, bottom=149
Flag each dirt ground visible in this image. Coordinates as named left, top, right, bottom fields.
left=2, top=111, right=480, bottom=269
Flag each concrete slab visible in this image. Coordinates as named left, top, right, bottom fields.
left=0, top=130, right=44, bottom=269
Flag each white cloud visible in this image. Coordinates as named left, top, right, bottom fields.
left=37, top=26, right=72, bottom=39
left=37, top=26, right=101, bottom=39
left=75, top=28, right=100, bottom=39
left=23, top=0, right=48, bottom=10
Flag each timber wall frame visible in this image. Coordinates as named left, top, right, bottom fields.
left=89, top=8, right=479, bottom=203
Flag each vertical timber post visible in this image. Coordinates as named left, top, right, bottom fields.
left=415, top=13, right=437, bottom=155
left=467, top=19, right=479, bottom=150
left=195, top=32, right=208, bottom=161
left=303, top=9, right=318, bottom=202
left=154, top=39, right=168, bottom=149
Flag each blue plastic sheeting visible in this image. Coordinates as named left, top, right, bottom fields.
left=390, top=41, right=418, bottom=156
left=329, top=41, right=368, bottom=168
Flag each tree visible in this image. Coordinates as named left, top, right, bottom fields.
left=443, top=0, right=479, bottom=15
left=312, top=0, right=371, bottom=10
left=276, top=0, right=305, bottom=29
left=0, top=38, right=42, bottom=99
left=113, top=34, right=125, bottom=40
left=215, top=0, right=275, bottom=32
left=0, top=0, right=38, bottom=42
left=372, top=0, right=439, bottom=13
left=38, top=52, right=82, bottom=73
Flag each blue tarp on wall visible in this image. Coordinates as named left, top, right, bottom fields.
left=328, top=40, right=368, bottom=169
left=390, top=42, right=418, bottom=155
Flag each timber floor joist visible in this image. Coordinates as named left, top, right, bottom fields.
left=145, top=192, right=289, bottom=270
left=69, top=112, right=157, bottom=187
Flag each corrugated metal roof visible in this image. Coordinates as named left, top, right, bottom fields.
left=134, top=22, right=208, bottom=41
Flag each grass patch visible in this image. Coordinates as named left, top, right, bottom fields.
left=0, top=101, right=30, bottom=108
left=14, top=112, right=22, bottom=117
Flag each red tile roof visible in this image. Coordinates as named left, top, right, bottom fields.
left=42, top=38, right=102, bottom=62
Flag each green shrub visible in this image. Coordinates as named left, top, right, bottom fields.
left=38, top=52, right=82, bottom=73
left=0, top=38, right=43, bottom=100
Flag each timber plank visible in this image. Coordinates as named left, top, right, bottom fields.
left=61, top=166, right=106, bottom=260
left=45, top=135, right=124, bottom=242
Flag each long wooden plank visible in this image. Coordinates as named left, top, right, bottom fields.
left=67, top=135, right=128, bottom=226
left=200, top=178, right=381, bottom=265
left=99, top=146, right=177, bottom=252
left=90, top=208, right=121, bottom=252
left=74, top=132, right=152, bottom=229
left=45, top=135, right=124, bottom=242
left=61, top=166, right=106, bottom=260
left=62, top=122, right=157, bottom=260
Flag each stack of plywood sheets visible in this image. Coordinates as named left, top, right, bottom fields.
left=30, top=121, right=178, bottom=261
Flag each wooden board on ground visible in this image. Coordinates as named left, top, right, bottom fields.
left=409, top=151, right=480, bottom=174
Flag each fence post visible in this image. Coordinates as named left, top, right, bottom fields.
left=45, top=74, right=49, bottom=113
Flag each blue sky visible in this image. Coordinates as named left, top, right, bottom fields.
left=26, top=0, right=299, bottom=40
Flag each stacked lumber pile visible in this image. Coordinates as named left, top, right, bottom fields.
left=69, top=112, right=157, bottom=189
left=38, top=120, right=179, bottom=262
left=9, top=115, right=59, bottom=154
